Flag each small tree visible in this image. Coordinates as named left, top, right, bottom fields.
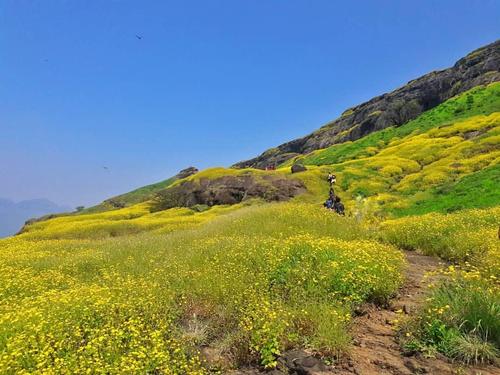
left=76, top=206, right=85, bottom=212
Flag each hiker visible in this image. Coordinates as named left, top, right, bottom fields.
left=327, top=172, right=336, bottom=186
left=333, top=196, right=345, bottom=216
left=323, top=197, right=334, bottom=210
left=329, top=187, right=335, bottom=200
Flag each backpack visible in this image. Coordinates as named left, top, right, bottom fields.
left=335, top=202, right=345, bottom=215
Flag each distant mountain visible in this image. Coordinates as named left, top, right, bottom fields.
left=0, top=198, right=71, bottom=237
left=234, top=40, right=500, bottom=169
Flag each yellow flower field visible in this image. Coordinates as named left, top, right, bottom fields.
left=0, top=203, right=405, bottom=373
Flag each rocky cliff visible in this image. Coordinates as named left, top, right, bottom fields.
left=150, top=174, right=305, bottom=212
left=234, top=40, right=500, bottom=169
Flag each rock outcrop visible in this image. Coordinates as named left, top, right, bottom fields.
left=291, top=163, right=307, bottom=173
left=234, top=40, right=500, bottom=169
left=150, top=175, right=306, bottom=212
left=176, top=166, right=199, bottom=179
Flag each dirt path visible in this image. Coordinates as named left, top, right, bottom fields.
left=230, top=250, right=498, bottom=375
left=331, top=251, right=497, bottom=375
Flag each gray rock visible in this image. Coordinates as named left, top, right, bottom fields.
left=291, top=163, right=307, bottom=173
left=281, top=350, right=327, bottom=375
left=151, top=174, right=306, bottom=211
left=176, top=166, right=199, bottom=179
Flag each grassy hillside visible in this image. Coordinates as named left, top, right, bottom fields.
left=1, top=83, right=499, bottom=372
left=284, top=83, right=500, bottom=216
left=82, top=175, right=179, bottom=214
left=63, top=83, right=499, bottom=225
left=0, top=205, right=406, bottom=373
left=289, top=83, right=500, bottom=167
left=2, top=203, right=498, bottom=373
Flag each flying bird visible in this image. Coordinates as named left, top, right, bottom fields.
left=103, top=166, right=109, bottom=171
left=135, top=34, right=142, bottom=40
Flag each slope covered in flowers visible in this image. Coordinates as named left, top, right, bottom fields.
left=0, top=204, right=405, bottom=372
left=382, top=208, right=500, bottom=363
left=282, top=82, right=500, bottom=216
left=1, top=84, right=499, bottom=372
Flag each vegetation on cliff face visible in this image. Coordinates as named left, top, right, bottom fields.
left=234, top=40, right=500, bottom=169
left=283, top=83, right=500, bottom=216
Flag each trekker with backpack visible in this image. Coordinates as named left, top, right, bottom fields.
left=324, top=197, right=334, bottom=210
left=334, top=196, right=345, bottom=216
left=329, top=187, right=335, bottom=200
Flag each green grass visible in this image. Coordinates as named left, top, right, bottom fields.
left=392, top=164, right=500, bottom=216
left=110, top=176, right=178, bottom=205
left=83, top=175, right=178, bottom=213
left=402, top=274, right=500, bottom=365
left=292, top=83, right=500, bottom=167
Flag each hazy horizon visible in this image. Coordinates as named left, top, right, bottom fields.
left=1, top=0, right=499, bottom=207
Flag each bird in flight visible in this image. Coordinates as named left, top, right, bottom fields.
left=135, top=34, right=142, bottom=40
left=103, top=166, right=109, bottom=171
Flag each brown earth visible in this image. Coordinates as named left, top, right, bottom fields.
left=328, top=251, right=497, bottom=375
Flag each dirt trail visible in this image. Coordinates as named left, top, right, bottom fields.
left=230, top=250, right=498, bottom=375
left=331, top=251, right=497, bottom=375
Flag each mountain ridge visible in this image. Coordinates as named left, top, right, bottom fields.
left=0, top=198, right=71, bottom=237
left=234, top=40, right=500, bottom=169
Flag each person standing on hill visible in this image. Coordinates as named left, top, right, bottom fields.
left=329, top=187, right=335, bottom=200
left=334, top=196, right=345, bottom=216
left=327, top=172, right=336, bottom=186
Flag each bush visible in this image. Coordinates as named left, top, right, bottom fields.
left=402, top=270, right=500, bottom=365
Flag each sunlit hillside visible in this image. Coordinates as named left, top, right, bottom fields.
left=1, top=83, right=499, bottom=373
left=16, top=83, right=500, bottom=240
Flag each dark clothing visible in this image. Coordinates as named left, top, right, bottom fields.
left=334, top=201, right=345, bottom=215
left=329, top=187, right=335, bottom=200
left=324, top=198, right=334, bottom=210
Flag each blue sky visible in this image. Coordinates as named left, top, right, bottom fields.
left=1, top=0, right=499, bottom=208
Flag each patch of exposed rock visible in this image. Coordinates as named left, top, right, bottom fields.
left=234, top=40, right=500, bottom=169
left=291, top=163, right=307, bottom=173
left=150, top=175, right=306, bottom=212
left=176, top=166, right=199, bottom=179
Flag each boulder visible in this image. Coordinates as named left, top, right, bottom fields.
left=281, top=350, right=328, bottom=374
left=176, top=166, right=199, bottom=179
left=151, top=174, right=306, bottom=212
left=291, top=163, right=307, bottom=173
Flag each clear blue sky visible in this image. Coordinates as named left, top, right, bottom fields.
left=1, top=0, right=499, bottom=208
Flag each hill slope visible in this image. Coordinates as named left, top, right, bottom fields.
left=234, top=40, right=500, bottom=169
left=17, top=82, right=500, bottom=240
left=2, top=42, right=499, bottom=374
